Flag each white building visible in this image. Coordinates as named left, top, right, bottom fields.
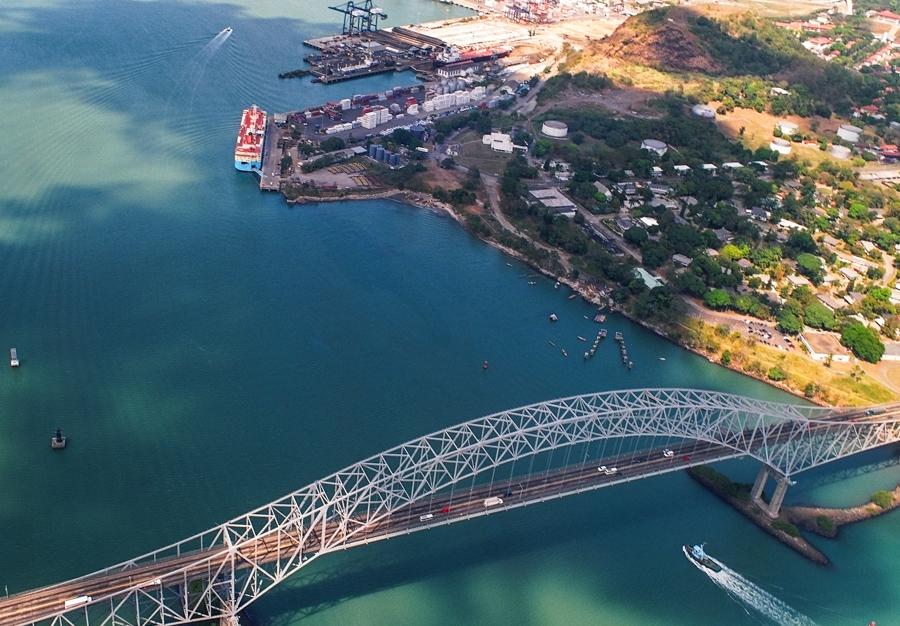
left=837, top=124, right=862, bottom=143
left=776, top=120, right=799, bottom=135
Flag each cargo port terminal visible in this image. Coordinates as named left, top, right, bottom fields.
left=238, top=0, right=655, bottom=192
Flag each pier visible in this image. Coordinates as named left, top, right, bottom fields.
left=258, top=121, right=282, bottom=192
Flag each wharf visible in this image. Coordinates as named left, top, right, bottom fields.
left=313, top=63, right=406, bottom=84
left=258, top=121, right=283, bottom=192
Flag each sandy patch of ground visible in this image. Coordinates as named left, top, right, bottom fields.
left=693, top=0, right=839, bottom=18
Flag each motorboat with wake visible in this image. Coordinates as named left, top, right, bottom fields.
left=683, top=543, right=722, bottom=573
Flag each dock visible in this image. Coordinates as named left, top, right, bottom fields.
left=258, top=121, right=282, bottom=192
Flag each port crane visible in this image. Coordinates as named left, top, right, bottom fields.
left=330, top=0, right=387, bottom=36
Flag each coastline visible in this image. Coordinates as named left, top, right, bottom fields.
left=283, top=191, right=834, bottom=405
left=687, top=467, right=831, bottom=566
left=785, top=484, right=900, bottom=538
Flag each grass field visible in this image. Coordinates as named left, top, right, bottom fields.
left=455, top=130, right=513, bottom=176
left=685, top=319, right=897, bottom=406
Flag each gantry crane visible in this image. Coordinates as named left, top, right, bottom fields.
left=329, top=0, right=387, bottom=36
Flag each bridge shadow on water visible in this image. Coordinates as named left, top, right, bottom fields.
left=246, top=493, right=643, bottom=625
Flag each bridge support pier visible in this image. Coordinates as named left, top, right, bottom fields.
left=750, top=466, right=769, bottom=502
left=751, top=465, right=791, bottom=518
left=765, top=477, right=790, bottom=519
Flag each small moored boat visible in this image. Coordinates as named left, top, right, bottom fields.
left=51, top=428, right=67, bottom=450
left=9, top=348, right=19, bottom=367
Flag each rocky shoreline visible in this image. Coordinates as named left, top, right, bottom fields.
left=687, top=467, right=831, bottom=566
left=785, top=484, right=900, bottom=538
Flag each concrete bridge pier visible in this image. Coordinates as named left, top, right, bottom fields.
left=766, top=476, right=791, bottom=518
left=750, top=465, right=792, bottom=518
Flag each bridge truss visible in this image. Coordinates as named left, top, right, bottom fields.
left=7, top=389, right=900, bottom=626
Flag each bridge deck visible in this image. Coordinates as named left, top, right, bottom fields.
left=0, top=440, right=737, bottom=626
left=2, top=394, right=897, bottom=626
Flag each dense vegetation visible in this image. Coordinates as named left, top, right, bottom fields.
left=596, top=8, right=881, bottom=117
left=871, top=490, right=894, bottom=509
left=537, top=71, right=613, bottom=105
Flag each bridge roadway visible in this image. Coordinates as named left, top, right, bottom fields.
left=1, top=408, right=895, bottom=626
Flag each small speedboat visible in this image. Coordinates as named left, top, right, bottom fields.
left=577, top=336, right=587, bottom=342
left=683, top=543, right=722, bottom=573
left=659, top=357, right=666, bottom=361
left=561, top=349, right=568, bottom=357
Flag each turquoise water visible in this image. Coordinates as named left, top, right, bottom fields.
left=0, top=1, right=897, bottom=624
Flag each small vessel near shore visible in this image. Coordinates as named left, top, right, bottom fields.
left=683, top=543, right=722, bottom=573
left=568, top=293, right=577, bottom=300
left=9, top=348, right=19, bottom=367
left=577, top=336, right=587, bottom=342
left=549, top=313, right=558, bottom=322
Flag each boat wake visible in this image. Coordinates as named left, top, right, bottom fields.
left=684, top=547, right=817, bottom=626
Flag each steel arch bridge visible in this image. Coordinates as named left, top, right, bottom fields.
left=3, top=389, right=899, bottom=626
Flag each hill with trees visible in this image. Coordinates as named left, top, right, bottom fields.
left=583, top=7, right=880, bottom=117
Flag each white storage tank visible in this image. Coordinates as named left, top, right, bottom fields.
left=837, top=124, right=862, bottom=143
left=769, top=137, right=792, bottom=155
left=830, top=144, right=851, bottom=159
left=541, top=120, right=568, bottom=138
left=641, top=139, right=668, bottom=156
left=691, top=104, right=716, bottom=119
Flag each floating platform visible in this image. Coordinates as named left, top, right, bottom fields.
left=51, top=428, right=67, bottom=450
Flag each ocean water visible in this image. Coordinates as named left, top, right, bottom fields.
left=0, top=1, right=897, bottom=624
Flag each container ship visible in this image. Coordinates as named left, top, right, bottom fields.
left=234, top=104, right=267, bottom=171
left=436, top=46, right=511, bottom=66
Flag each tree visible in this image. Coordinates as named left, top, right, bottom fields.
left=795, top=252, right=823, bottom=284
left=777, top=309, right=803, bottom=335
left=785, top=230, right=817, bottom=256
left=675, top=271, right=707, bottom=297
left=704, top=288, right=732, bottom=310
left=804, top=301, right=836, bottom=330
left=640, top=241, right=669, bottom=269
left=319, top=137, right=345, bottom=152
left=633, top=286, right=675, bottom=320
left=624, top=227, right=649, bottom=246
left=840, top=322, right=884, bottom=363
